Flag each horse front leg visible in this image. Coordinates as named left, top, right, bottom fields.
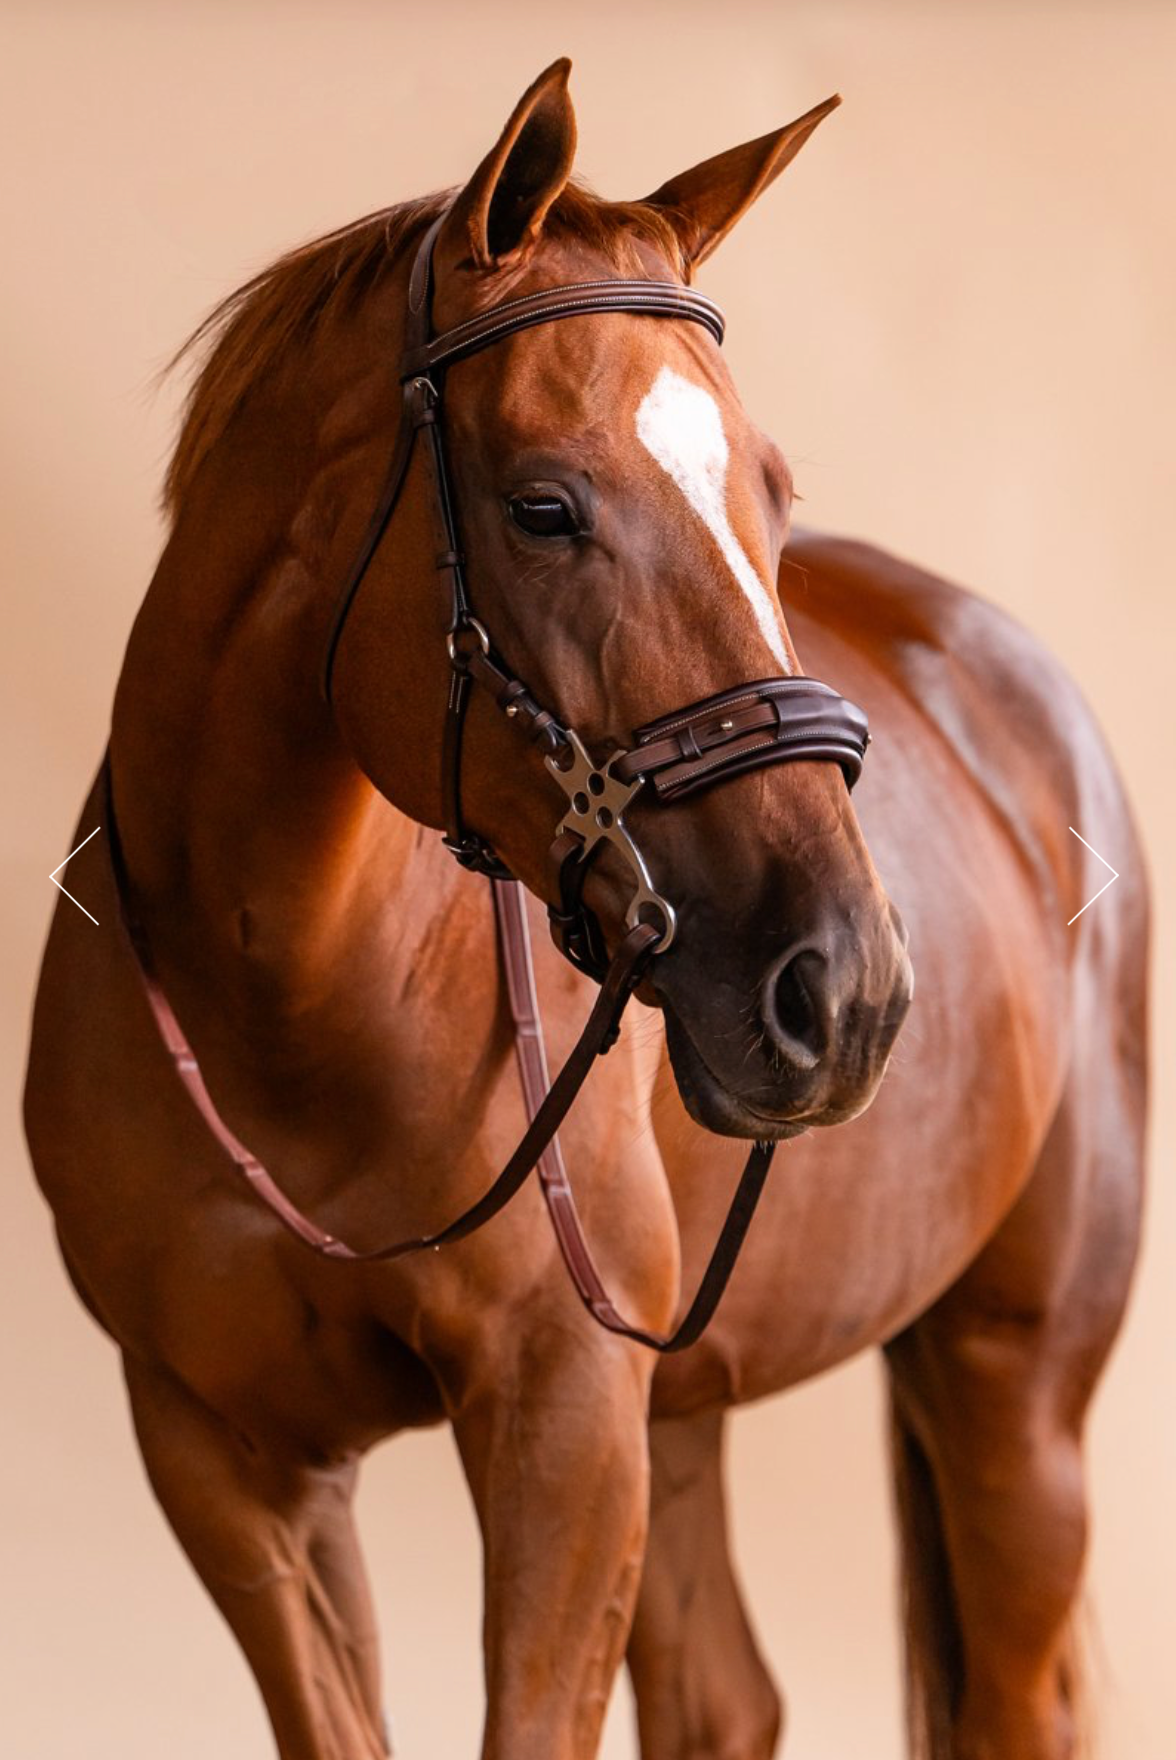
left=449, top=1313, right=655, bottom=1760
left=627, top=1408, right=782, bottom=1760
left=125, top=1355, right=388, bottom=1760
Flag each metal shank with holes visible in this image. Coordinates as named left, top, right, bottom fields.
left=546, top=730, right=679, bottom=950
left=111, top=205, right=872, bottom=1352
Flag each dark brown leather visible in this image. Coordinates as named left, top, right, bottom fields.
left=402, top=278, right=725, bottom=377
left=547, top=827, right=607, bottom=980
left=492, top=878, right=774, bottom=1352
left=613, top=676, right=869, bottom=798
left=320, top=374, right=434, bottom=705
left=466, top=645, right=568, bottom=757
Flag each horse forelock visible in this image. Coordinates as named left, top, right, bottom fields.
left=161, top=179, right=689, bottom=522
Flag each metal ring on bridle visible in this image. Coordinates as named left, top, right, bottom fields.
left=624, top=890, right=677, bottom=953
left=447, top=617, right=491, bottom=666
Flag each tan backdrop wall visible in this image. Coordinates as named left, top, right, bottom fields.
left=2, top=3, right=1172, bottom=1757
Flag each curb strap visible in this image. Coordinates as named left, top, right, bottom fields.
left=547, top=829, right=610, bottom=981
left=492, top=877, right=775, bottom=1352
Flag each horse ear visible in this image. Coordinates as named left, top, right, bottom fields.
left=444, top=59, right=577, bottom=271
left=644, top=95, right=841, bottom=269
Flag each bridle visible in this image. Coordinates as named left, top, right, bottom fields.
left=107, top=207, right=870, bottom=1352
left=321, top=211, right=868, bottom=978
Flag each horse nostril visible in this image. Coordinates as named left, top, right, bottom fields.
left=762, top=948, right=830, bottom=1070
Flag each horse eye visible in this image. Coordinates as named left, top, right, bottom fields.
left=507, top=493, right=579, bottom=538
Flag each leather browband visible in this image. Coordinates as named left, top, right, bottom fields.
left=401, top=278, right=725, bottom=377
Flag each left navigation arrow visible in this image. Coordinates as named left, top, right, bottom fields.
left=49, top=826, right=101, bottom=925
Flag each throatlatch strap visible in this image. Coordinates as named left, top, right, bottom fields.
left=492, top=878, right=776, bottom=1353
left=320, top=375, right=422, bottom=706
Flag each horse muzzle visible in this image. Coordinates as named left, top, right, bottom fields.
left=657, top=903, right=913, bottom=1140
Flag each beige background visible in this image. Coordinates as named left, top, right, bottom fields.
left=2, top=3, right=1172, bottom=1756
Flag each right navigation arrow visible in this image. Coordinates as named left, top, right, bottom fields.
left=1067, top=827, right=1120, bottom=925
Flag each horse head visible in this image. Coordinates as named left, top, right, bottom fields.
left=331, top=60, right=912, bottom=1139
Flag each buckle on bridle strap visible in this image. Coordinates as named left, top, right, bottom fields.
left=446, top=616, right=491, bottom=669
left=441, top=833, right=515, bottom=881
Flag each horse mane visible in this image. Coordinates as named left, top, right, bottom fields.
left=163, top=181, right=689, bottom=519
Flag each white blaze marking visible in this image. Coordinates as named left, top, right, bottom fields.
left=635, top=364, right=787, bottom=668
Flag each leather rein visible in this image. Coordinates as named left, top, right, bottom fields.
left=107, top=210, right=870, bottom=1352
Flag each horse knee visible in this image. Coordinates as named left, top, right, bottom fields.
left=711, top=1676, right=784, bottom=1760
left=633, top=1667, right=782, bottom=1760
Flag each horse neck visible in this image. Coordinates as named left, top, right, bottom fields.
left=109, top=288, right=465, bottom=1035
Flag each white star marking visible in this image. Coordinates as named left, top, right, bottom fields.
left=635, top=364, right=788, bottom=669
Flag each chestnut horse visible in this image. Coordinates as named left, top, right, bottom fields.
left=24, top=59, right=1146, bottom=1760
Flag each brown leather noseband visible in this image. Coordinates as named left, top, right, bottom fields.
left=109, top=209, right=871, bottom=1353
